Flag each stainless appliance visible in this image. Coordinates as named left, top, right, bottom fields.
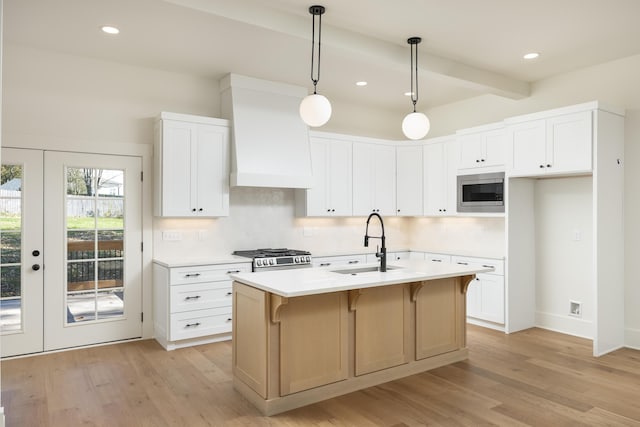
left=457, top=172, right=505, bottom=213
left=233, top=248, right=312, bottom=272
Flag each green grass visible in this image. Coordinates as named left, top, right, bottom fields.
left=1, top=216, right=123, bottom=231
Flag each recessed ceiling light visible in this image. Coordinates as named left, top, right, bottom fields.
left=523, top=52, right=539, bottom=60
left=101, top=26, right=120, bottom=35
left=356, top=81, right=367, bottom=86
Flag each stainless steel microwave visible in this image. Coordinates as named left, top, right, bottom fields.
left=457, top=172, right=505, bottom=213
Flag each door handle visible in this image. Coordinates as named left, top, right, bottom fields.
left=32, top=264, right=41, bottom=271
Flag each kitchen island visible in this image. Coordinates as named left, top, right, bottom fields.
left=230, top=259, right=492, bottom=415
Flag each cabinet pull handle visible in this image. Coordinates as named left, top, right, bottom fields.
left=226, top=318, right=232, bottom=322
left=348, top=260, right=359, bottom=264
left=457, top=262, right=468, bottom=265
left=226, top=270, right=241, bottom=274
left=226, top=292, right=232, bottom=296
left=481, top=264, right=494, bottom=268
left=184, top=295, right=201, bottom=300
left=431, top=259, right=442, bottom=262
left=185, top=322, right=201, bottom=328
left=320, top=263, right=331, bottom=267
left=184, top=273, right=201, bottom=278
left=481, top=159, right=485, bottom=162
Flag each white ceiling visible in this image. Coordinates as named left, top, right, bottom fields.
left=5, top=0, right=640, bottom=114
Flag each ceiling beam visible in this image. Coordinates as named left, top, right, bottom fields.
left=165, top=0, right=530, bottom=100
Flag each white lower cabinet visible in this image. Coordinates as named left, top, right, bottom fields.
left=313, top=254, right=367, bottom=268
left=153, top=261, right=251, bottom=350
left=451, top=256, right=504, bottom=325
left=365, top=251, right=410, bottom=263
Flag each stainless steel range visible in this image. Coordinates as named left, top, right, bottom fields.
left=233, top=248, right=312, bottom=271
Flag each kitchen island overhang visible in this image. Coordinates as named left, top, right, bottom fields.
left=230, top=260, right=493, bottom=416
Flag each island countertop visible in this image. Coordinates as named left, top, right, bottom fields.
left=229, top=259, right=493, bottom=297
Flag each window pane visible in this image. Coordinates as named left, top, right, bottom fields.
left=98, top=230, right=123, bottom=258
left=0, top=198, right=21, bottom=231
left=1, top=232, right=21, bottom=264
left=67, top=291, right=96, bottom=323
left=97, top=290, right=124, bottom=320
left=97, top=260, right=123, bottom=289
left=67, top=230, right=95, bottom=260
left=67, top=167, right=97, bottom=196
left=67, top=261, right=95, bottom=292
left=96, top=199, right=123, bottom=229
left=1, top=265, right=22, bottom=332
left=96, top=169, right=123, bottom=197
left=67, top=197, right=95, bottom=229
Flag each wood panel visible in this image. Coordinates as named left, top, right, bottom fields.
left=4, top=326, right=640, bottom=426
left=354, top=284, right=410, bottom=375
left=415, top=278, right=460, bottom=359
left=232, top=281, right=268, bottom=398
left=279, top=292, right=348, bottom=395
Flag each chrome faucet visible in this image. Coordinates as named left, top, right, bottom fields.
left=364, top=213, right=387, bottom=272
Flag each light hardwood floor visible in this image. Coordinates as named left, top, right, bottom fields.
left=3, top=325, right=640, bottom=426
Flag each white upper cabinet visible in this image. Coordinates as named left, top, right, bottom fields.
left=298, top=137, right=352, bottom=216
left=353, top=142, right=396, bottom=216
left=154, top=113, right=229, bottom=217
left=456, top=124, right=506, bottom=174
left=507, top=110, right=592, bottom=177
left=423, top=137, right=456, bottom=216
left=396, top=145, right=423, bottom=216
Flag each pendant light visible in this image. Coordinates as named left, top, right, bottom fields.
left=299, top=5, right=332, bottom=127
left=402, top=37, right=430, bottom=140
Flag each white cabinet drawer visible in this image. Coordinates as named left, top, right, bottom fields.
left=424, top=253, right=452, bottom=264
left=170, top=281, right=233, bottom=313
left=451, top=256, right=504, bottom=275
left=169, top=307, right=233, bottom=341
left=170, top=263, right=251, bottom=285
left=314, top=254, right=367, bottom=268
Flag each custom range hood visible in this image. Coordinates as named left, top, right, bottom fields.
left=220, top=73, right=314, bottom=189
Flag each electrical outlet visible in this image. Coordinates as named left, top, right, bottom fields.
left=569, top=300, right=582, bottom=317
left=573, top=230, right=582, bottom=241
left=162, top=231, right=182, bottom=241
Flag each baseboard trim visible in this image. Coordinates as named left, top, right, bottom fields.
left=624, top=327, right=640, bottom=350
left=0, top=406, right=5, bottom=427
left=535, top=310, right=593, bottom=339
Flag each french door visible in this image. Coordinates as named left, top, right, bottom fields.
left=1, top=149, right=143, bottom=357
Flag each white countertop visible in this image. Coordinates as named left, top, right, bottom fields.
left=153, top=255, right=251, bottom=268
left=229, top=259, right=493, bottom=297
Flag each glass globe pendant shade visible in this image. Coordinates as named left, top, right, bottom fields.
left=402, top=111, right=430, bottom=140
left=299, top=93, right=332, bottom=127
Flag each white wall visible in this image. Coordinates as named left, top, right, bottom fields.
left=534, top=177, right=593, bottom=338
left=425, top=53, right=640, bottom=348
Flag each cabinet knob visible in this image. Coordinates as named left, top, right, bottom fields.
left=226, top=318, right=232, bottom=322
left=332, top=209, right=335, bottom=212
left=327, top=209, right=331, bottom=212
left=443, top=209, right=447, bottom=212
left=546, top=164, right=552, bottom=168
left=198, top=208, right=203, bottom=212
left=397, top=209, right=400, bottom=212
left=192, top=208, right=197, bottom=212
left=481, top=159, right=485, bottom=162
left=539, top=165, right=545, bottom=168
left=476, top=159, right=480, bottom=163
left=226, top=292, right=232, bottom=296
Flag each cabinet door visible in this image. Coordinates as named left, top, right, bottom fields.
left=352, top=143, right=375, bottom=215
left=478, top=274, right=505, bottom=324
left=306, top=139, right=329, bottom=216
left=546, top=111, right=592, bottom=175
left=195, top=125, right=229, bottom=216
left=423, top=142, right=448, bottom=215
left=457, top=133, right=484, bottom=169
left=466, top=277, right=481, bottom=318
left=327, top=140, right=353, bottom=216
left=508, top=119, right=546, bottom=177
left=279, top=292, right=348, bottom=395
left=160, top=120, right=195, bottom=216
left=396, top=146, right=423, bottom=216
left=354, top=285, right=409, bottom=375
left=373, top=145, right=397, bottom=216
left=415, top=278, right=461, bottom=359
left=483, top=128, right=506, bottom=167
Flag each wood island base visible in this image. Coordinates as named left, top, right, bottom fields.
left=232, top=274, right=474, bottom=416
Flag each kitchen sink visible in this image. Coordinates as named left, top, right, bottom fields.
left=331, top=265, right=402, bottom=275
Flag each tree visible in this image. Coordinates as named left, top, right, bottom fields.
left=1, top=165, right=21, bottom=185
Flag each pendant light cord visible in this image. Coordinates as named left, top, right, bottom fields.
left=410, top=39, right=419, bottom=113
left=309, top=6, right=324, bottom=94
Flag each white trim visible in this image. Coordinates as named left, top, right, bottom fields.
left=505, top=101, right=625, bottom=124
left=0, top=407, right=4, bottom=427
left=624, top=327, right=640, bottom=350
left=466, top=317, right=505, bottom=332
left=158, top=112, right=230, bottom=127
left=455, top=121, right=504, bottom=135
left=535, top=310, right=593, bottom=340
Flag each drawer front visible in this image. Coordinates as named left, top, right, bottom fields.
left=169, top=307, right=233, bottom=341
left=170, top=263, right=251, bottom=285
left=314, top=254, right=367, bottom=268
left=451, top=256, right=504, bottom=276
left=170, top=281, right=232, bottom=313
left=424, top=253, right=452, bottom=264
